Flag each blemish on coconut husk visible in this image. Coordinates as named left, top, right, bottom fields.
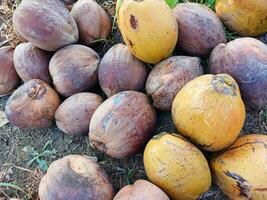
left=254, top=188, right=267, bottom=191
left=224, top=171, right=252, bottom=199
left=28, top=83, right=47, bottom=100
left=112, top=92, right=127, bottom=106
left=127, top=38, right=134, bottom=47
left=212, top=75, right=237, bottom=96
left=130, top=15, right=138, bottom=31
left=222, top=141, right=267, bottom=154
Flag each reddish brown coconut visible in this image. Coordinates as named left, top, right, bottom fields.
left=39, top=155, right=114, bottom=200
left=13, top=0, right=78, bottom=51
left=173, top=3, right=226, bottom=57
left=146, top=56, right=203, bottom=111
left=0, top=46, right=20, bottom=95
left=71, top=0, right=111, bottom=46
left=14, top=42, right=52, bottom=83
left=114, top=180, right=170, bottom=200
left=55, top=92, right=103, bottom=136
left=5, top=79, right=60, bottom=129
left=209, top=37, right=267, bottom=110
left=49, top=44, right=100, bottom=97
left=99, top=44, right=148, bottom=97
left=89, top=91, right=156, bottom=159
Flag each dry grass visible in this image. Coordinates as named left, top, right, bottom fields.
left=101, top=0, right=116, bottom=16
left=0, top=0, right=22, bottom=48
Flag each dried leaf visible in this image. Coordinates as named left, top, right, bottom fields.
left=0, top=110, right=9, bottom=127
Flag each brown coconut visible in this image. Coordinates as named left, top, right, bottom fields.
left=71, top=0, right=111, bottom=46
left=89, top=91, right=156, bottom=159
left=14, top=42, right=52, bottom=83
left=49, top=44, right=100, bottom=97
left=98, top=43, right=148, bottom=97
left=0, top=46, right=20, bottom=95
left=114, top=180, right=170, bottom=200
left=5, top=79, right=60, bottom=129
left=172, top=3, right=226, bottom=57
left=146, top=56, right=203, bottom=111
left=13, top=0, right=78, bottom=51
left=55, top=92, right=103, bottom=136
left=39, top=155, right=114, bottom=200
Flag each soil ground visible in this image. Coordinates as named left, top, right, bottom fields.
left=0, top=0, right=267, bottom=199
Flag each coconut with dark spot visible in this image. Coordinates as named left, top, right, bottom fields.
left=211, top=134, right=267, bottom=200
left=172, top=3, right=226, bottom=57
left=99, top=43, right=148, bottom=97
left=209, top=37, right=267, bottom=110
left=117, top=0, right=178, bottom=64
left=39, top=155, right=114, bottom=200
left=71, top=0, right=111, bottom=46
left=146, top=56, right=203, bottom=111
left=13, top=0, right=78, bottom=51
left=0, top=46, right=20, bottom=95
left=5, top=79, right=60, bottom=129
left=14, top=42, right=52, bottom=83
left=49, top=44, right=100, bottom=97
left=89, top=91, right=156, bottom=159
left=55, top=92, right=103, bottom=136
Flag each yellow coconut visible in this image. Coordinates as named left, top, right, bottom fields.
left=172, top=74, right=245, bottom=151
left=215, top=0, right=267, bottom=36
left=144, top=132, right=211, bottom=200
left=117, top=0, right=178, bottom=64
left=211, top=134, right=267, bottom=200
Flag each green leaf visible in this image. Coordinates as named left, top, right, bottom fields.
left=36, top=158, right=49, bottom=171
left=116, top=0, right=124, bottom=15
left=206, top=0, right=216, bottom=9
left=207, top=0, right=216, bottom=5
left=41, top=149, right=57, bottom=157
left=0, top=182, right=25, bottom=193
left=27, top=156, right=38, bottom=167
left=165, top=0, right=179, bottom=9
left=113, top=0, right=124, bottom=31
left=41, top=139, right=53, bottom=152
